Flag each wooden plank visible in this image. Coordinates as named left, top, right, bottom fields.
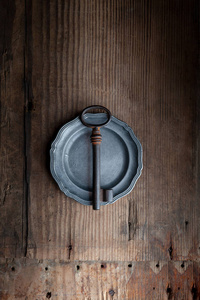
left=0, top=0, right=199, bottom=298
left=0, top=259, right=199, bottom=299
left=0, top=0, right=25, bottom=257
left=26, top=0, right=200, bottom=261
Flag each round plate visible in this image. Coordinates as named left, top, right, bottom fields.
left=50, top=113, right=142, bottom=206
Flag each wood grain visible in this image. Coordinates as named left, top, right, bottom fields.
left=26, top=0, right=200, bottom=261
left=0, top=0, right=199, bottom=298
left=0, top=0, right=25, bottom=257
left=0, top=259, right=199, bottom=299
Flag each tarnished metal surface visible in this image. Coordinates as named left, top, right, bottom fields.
left=50, top=113, right=142, bottom=207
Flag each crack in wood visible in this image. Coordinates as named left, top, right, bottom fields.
left=191, top=284, right=198, bottom=300
left=128, top=199, right=138, bottom=241
left=1, top=183, right=11, bottom=205
left=23, top=79, right=30, bottom=257
left=22, top=0, right=33, bottom=257
left=166, top=285, right=173, bottom=300
left=68, top=245, right=73, bottom=260
left=168, top=236, right=173, bottom=260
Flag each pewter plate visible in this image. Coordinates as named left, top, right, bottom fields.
left=50, top=113, right=142, bottom=206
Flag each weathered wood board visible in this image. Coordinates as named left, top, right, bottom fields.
left=0, top=0, right=199, bottom=298
left=0, top=259, right=199, bottom=299
left=0, top=0, right=25, bottom=257
left=26, top=0, right=200, bottom=261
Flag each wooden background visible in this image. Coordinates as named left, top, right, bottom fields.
left=0, top=0, right=199, bottom=299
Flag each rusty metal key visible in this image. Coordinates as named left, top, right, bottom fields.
left=80, top=105, right=112, bottom=210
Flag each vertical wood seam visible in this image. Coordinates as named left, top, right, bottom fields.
left=23, top=0, right=32, bottom=257
left=22, top=0, right=28, bottom=257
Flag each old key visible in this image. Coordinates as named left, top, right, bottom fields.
left=80, top=105, right=113, bottom=210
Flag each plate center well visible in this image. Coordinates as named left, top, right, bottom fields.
left=64, top=127, right=129, bottom=191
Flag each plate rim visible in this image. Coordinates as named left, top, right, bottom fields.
left=50, top=113, right=143, bottom=206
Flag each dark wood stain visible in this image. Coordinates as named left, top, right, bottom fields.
left=0, top=0, right=24, bottom=257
